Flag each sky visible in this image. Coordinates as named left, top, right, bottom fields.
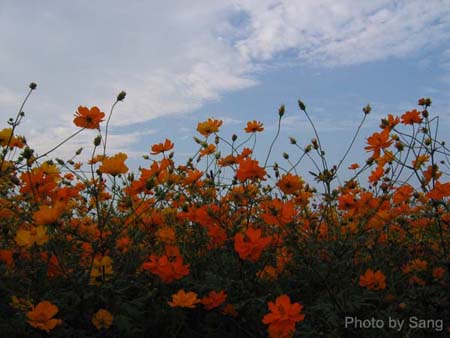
left=1, top=0, right=450, bottom=182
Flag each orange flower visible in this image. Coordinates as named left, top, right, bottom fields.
left=73, top=106, right=105, bottom=129
left=244, top=120, right=264, bottom=133
left=365, top=129, right=392, bottom=159
left=412, top=154, right=429, bottom=169
left=402, top=259, right=427, bottom=274
left=99, top=152, right=128, bottom=176
left=426, top=181, right=450, bottom=200
left=348, top=163, right=360, bottom=170
left=368, top=166, right=384, bottom=184
left=392, top=184, right=413, bottom=204
left=27, top=301, right=62, bottom=332
left=168, top=289, right=200, bottom=308
left=199, top=144, right=216, bottom=157
left=156, top=227, right=176, bottom=244
left=142, top=250, right=190, bottom=283
left=201, top=290, right=227, bottom=310
left=380, top=114, right=400, bottom=130
left=432, top=267, right=446, bottom=280
left=151, top=139, right=174, bottom=155
left=234, top=228, right=272, bottom=262
left=262, top=295, right=305, bottom=338
left=92, top=309, right=113, bottom=330
left=0, top=249, right=13, bottom=266
left=401, top=109, right=423, bottom=125
left=236, top=158, right=266, bottom=182
left=276, top=173, right=303, bottom=194
left=33, top=203, right=65, bottom=225
left=197, top=118, right=223, bottom=137
left=359, top=269, right=386, bottom=290
left=222, top=303, right=238, bottom=317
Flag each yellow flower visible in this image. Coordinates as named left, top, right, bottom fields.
left=10, top=296, right=33, bottom=312
left=90, top=255, right=114, bottom=284
left=0, top=128, right=13, bottom=146
left=196, top=119, right=223, bottom=137
left=99, top=152, right=128, bottom=176
left=15, top=226, right=48, bottom=248
left=92, top=309, right=113, bottom=330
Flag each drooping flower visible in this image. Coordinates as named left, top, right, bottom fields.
left=92, top=309, right=113, bottom=330
left=168, top=289, right=200, bottom=308
left=197, top=118, right=223, bottom=137
left=99, top=152, right=128, bottom=176
left=262, top=295, right=305, bottom=338
left=27, top=301, right=62, bottom=332
left=73, top=106, right=105, bottom=129
left=201, top=290, right=227, bottom=310
left=359, top=269, right=386, bottom=290
left=244, top=120, right=264, bottom=133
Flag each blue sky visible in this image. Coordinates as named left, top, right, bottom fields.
left=1, top=0, right=449, bottom=181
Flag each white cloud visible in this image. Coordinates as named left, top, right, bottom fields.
left=234, top=0, right=450, bottom=66
left=1, top=0, right=450, bottom=160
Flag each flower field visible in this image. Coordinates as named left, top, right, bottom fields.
left=0, top=84, right=449, bottom=337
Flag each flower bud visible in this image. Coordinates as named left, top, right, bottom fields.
left=282, top=152, right=289, bottom=159
left=363, top=104, right=371, bottom=115
left=29, top=82, right=37, bottom=90
left=117, top=91, right=126, bottom=101
left=289, top=136, right=297, bottom=145
left=94, top=135, right=102, bottom=146
left=278, top=104, right=285, bottom=117
left=298, top=99, right=306, bottom=111
left=232, top=134, right=237, bottom=142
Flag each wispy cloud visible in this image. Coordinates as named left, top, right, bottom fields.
left=1, top=0, right=449, bottom=160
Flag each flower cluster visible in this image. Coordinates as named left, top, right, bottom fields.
left=0, top=90, right=448, bottom=337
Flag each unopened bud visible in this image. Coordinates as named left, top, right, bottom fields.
left=94, top=135, right=102, bottom=146
left=232, top=134, right=237, bottom=142
left=29, top=82, right=37, bottom=90
left=363, top=104, right=371, bottom=115
left=117, top=91, right=126, bottom=101
left=75, top=147, right=83, bottom=155
left=282, top=152, right=289, bottom=159
left=298, top=99, right=306, bottom=111
left=289, top=137, right=297, bottom=145
left=278, top=104, right=285, bottom=117
left=395, top=141, right=404, bottom=151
